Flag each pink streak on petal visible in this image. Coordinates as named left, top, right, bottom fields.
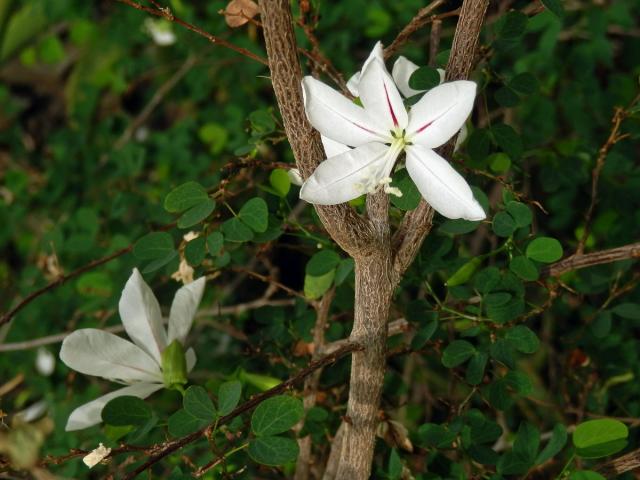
left=415, top=120, right=434, bottom=133
left=383, top=82, right=399, bottom=127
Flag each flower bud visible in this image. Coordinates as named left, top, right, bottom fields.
left=161, top=340, right=188, bottom=389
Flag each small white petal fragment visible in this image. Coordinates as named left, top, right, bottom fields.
left=119, top=269, right=167, bottom=363
left=143, top=18, right=176, bottom=46
left=83, top=443, right=112, bottom=469
left=300, top=142, right=392, bottom=205
left=302, top=77, right=386, bottom=147
left=288, top=168, right=304, bottom=186
left=36, top=348, right=55, bottom=376
left=171, top=258, right=195, bottom=285
left=405, top=145, right=486, bottom=221
left=167, top=276, right=206, bottom=345
left=407, top=81, right=477, bottom=149
left=391, top=56, right=422, bottom=98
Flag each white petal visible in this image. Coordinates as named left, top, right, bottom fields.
left=288, top=168, right=304, bottom=186
left=391, top=56, right=422, bottom=98
left=186, top=347, right=197, bottom=372
left=65, top=382, right=163, bottom=431
left=437, top=68, right=446, bottom=84
left=405, top=145, right=486, bottom=221
left=302, top=77, right=387, bottom=146
left=168, top=277, right=205, bottom=345
left=119, top=268, right=167, bottom=363
left=60, top=329, right=162, bottom=383
left=407, top=81, right=476, bottom=149
left=454, top=123, right=468, bottom=152
left=346, top=42, right=384, bottom=97
left=321, top=135, right=351, bottom=158
left=358, top=58, right=408, bottom=131
left=300, top=142, right=393, bottom=205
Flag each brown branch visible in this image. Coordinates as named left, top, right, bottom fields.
left=0, top=246, right=133, bottom=327
left=543, top=242, right=640, bottom=277
left=121, top=342, right=363, bottom=480
left=594, top=447, right=640, bottom=477
left=391, top=0, right=490, bottom=280
left=384, top=0, right=448, bottom=59
left=259, top=0, right=376, bottom=257
left=115, top=0, right=268, bottom=65
left=576, top=93, right=640, bottom=254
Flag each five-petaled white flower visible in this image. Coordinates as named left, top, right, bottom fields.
left=60, top=268, right=205, bottom=431
left=300, top=42, right=485, bottom=221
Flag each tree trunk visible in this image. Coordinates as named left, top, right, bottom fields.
left=334, top=253, right=395, bottom=479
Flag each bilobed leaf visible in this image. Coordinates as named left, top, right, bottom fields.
left=164, top=182, right=208, bottom=213
left=410, top=318, right=438, bottom=350
left=497, top=451, right=532, bottom=475
left=466, top=352, right=488, bottom=385
left=509, top=256, right=539, bottom=281
left=306, top=249, right=341, bottom=276
left=184, top=236, right=206, bottom=266
left=442, top=340, right=476, bottom=368
left=573, top=419, right=628, bottom=459
left=221, top=217, right=254, bottom=242
left=612, top=303, right=640, bottom=320
left=390, top=168, right=421, bottom=210
left=177, top=198, right=216, bottom=229
left=238, top=197, right=269, bottom=232
left=492, top=211, right=516, bottom=237
left=168, top=409, right=208, bottom=437
left=133, top=232, right=175, bottom=260
left=251, top=396, right=304, bottom=436
left=248, top=436, right=299, bottom=465
left=526, top=237, right=563, bottom=263
left=304, top=270, right=335, bottom=300
left=183, top=386, right=216, bottom=421
left=506, top=201, right=533, bottom=227
left=509, top=73, right=539, bottom=95
left=218, top=380, right=242, bottom=416
left=513, top=422, right=540, bottom=464
left=505, top=325, right=540, bottom=354
left=206, top=232, right=224, bottom=256
left=492, top=123, right=523, bottom=159
left=102, top=396, right=151, bottom=426
left=500, top=11, right=528, bottom=39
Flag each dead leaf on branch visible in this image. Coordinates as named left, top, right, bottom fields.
left=223, top=0, right=259, bottom=28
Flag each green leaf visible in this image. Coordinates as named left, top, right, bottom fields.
left=505, top=325, right=540, bottom=354
left=573, top=419, right=629, bottom=459
left=76, top=272, right=113, bottom=298
left=304, top=270, right=335, bottom=300
left=410, top=318, right=438, bottom=350
left=466, top=352, right=488, bottom=385
left=248, top=436, right=299, bottom=466
left=183, top=386, right=216, bottom=421
left=492, top=123, right=523, bottom=159
left=509, top=73, right=539, bottom=95
left=306, top=250, right=341, bottom=277
left=185, top=236, right=206, bottom=266
left=249, top=110, right=275, bottom=135
left=390, top=168, right=421, bottom=210
left=206, top=232, right=224, bottom=256
left=612, top=303, right=640, bottom=320
left=513, top=422, right=540, bottom=464
left=497, top=451, right=532, bottom=475
left=488, top=152, right=512, bottom=173
left=408, top=66, right=441, bottom=91
left=446, top=257, right=482, bottom=287
left=102, top=396, right=152, bottom=426
left=442, top=340, right=476, bottom=368
left=388, top=448, right=402, bottom=480
left=541, top=0, right=564, bottom=18
left=504, top=370, right=533, bottom=395
left=334, top=258, right=355, bottom=286
left=510, top=256, right=539, bottom=281
left=490, top=339, right=516, bottom=368
left=439, top=219, right=481, bottom=235
left=569, top=472, right=606, bottom=480
left=467, top=128, right=491, bottom=163
left=218, top=380, right=242, bottom=416
left=221, top=217, right=254, bottom=242
left=494, top=86, right=520, bottom=107
left=418, top=423, right=457, bottom=448
left=590, top=311, right=612, bottom=338
left=164, top=182, right=208, bottom=213
left=500, top=11, right=528, bottom=39
left=526, top=237, right=563, bottom=263
left=269, top=169, right=291, bottom=197
left=238, top=197, right=269, bottom=233
left=133, top=232, right=175, bottom=260
left=535, top=424, right=567, bottom=465
left=177, top=198, right=216, bottom=229
left=505, top=201, right=533, bottom=228
left=251, top=396, right=304, bottom=436
left=492, top=211, right=516, bottom=237
left=168, top=409, right=208, bottom=437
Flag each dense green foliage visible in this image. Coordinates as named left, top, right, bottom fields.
left=1, top=0, right=640, bottom=478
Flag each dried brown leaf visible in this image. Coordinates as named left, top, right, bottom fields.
left=224, top=0, right=259, bottom=28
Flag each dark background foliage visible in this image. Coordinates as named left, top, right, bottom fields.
left=1, top=0, right=639, bottom=478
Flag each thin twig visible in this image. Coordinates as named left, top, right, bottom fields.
left=543, top=242, right=640, bottom=277
left=115, top=0, right=268, bottom=65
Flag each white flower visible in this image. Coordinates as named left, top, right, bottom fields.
left=143, top=18, right=176, bottom=46
left=83, top=443, right=111, bottom=468
left=300, top=42, right=485, bottom=221
left=59, top=269, right=205, bottom=431
left=36, top=347, right=55, bottom=376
